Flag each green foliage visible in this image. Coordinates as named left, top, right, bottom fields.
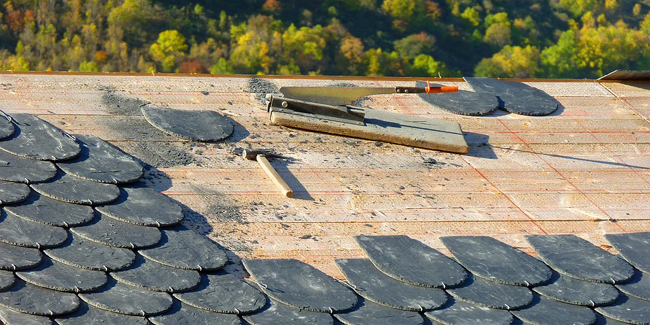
left=79, top=61, right=99, bottom=72
left=394, top=32, right=435, bottom=58
left=381, top=0, right=425, bottom=31
left=410, top=54, right=447, bottom=77
left=461, top=7, right=481, bottom=27
left=475, top=45, right=540, bottom=78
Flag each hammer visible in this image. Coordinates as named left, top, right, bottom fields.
left=242, top=149, right=294, bottom=198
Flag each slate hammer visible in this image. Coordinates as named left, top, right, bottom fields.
left=242, top=149, right=293, bottom=198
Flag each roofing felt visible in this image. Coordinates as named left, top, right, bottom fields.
left=0, top=74, right=650, bottom=324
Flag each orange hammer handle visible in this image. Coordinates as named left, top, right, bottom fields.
left=425, top=81, right=458, bottom=94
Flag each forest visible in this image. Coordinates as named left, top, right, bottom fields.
left=1, top=0, right=649, bottom=78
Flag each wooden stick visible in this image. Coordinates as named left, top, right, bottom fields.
left=256, top=155, right=294, bottom=198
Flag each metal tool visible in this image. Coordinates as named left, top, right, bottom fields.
left=241, top=149, right=293, bottom=198
left=267, top=95, right=366, bottom=125
left=279, top=82, right=458, bottom=106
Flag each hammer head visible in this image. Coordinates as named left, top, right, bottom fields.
left=241, top=149, right=284, bottom=160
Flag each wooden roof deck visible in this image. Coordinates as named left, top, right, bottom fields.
left=1, top=73, right=649, bottom=278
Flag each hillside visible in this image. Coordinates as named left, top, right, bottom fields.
left=1, top=0, right=649, bottom=78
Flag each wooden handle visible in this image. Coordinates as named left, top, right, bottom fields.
left=256, top=155, right=294, bottom=198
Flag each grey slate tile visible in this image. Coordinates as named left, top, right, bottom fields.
left=5, top=193, right=94, bottom=227
left=54, top=302, right=149, bottom=325
left=0, top=305, right=52, bottom=325
left=0, top=150, right=56, bottom=184
left=355, top=235, right=467, bottom=288
left=141, top=107, right=234, bottom=142
left=243, top=258, right=357, bottom=313
left=149, top=300, right=241, bottom=325
left=425, top=298, right=514, bottom=325
left=173, top=273, right=267, bottom=314
left=112, top=255, right=201, bottom=293
left=596, top=294, right=650, bottom=325
left=526, top=235, right=634, bottom=284
left=0, top=280, right=80, bottom=316
left=139, top=225, right=227, bottom=271
left=0, top=270, right=14, bottom=291
left=70, top=212, right=161, bottom=249
left=0, top=114, right=79, bottom=161
left=0, top=116, right=15, bottom=140
left=511, top=295, right=597, bottom=325
left=606, top=232, right=650, bottom=274
left=441, top=236, right=552, bottom=287
left=335, top=258, right=447, bottom=311
left=0, top=241, right=42, bottom=271
left=45, top=234, right=135, bottom=271
left=79, top=279, right=173, bottom=316
left=334, top=299, right=425, bottom=325
left=56, top=134, right=143, bottom=184
left=0, top=211, right=68, bottom=248
left=533, top=272, right=619, bottom=307
left=96, top=187, right=184, bottom=227
left=31, top=173, right=120, bottom=206
left=16, top=257, right=107, bottom=293
left=0, top=181, right=30, bottom=204
left=416, top=81, right=499, bottom=116
left=464, top=77, right=559, bottom=116
left=616, top=270, right=650, bottom=301
left=244, top=300, right=334, bottom=325
left=447, top=274, right=533, bottom=310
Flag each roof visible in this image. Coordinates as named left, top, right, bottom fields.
left=0, top=72, right=649, bottom=324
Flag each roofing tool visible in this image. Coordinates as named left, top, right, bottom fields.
left=279, top=82, right=458, bottom=106
left=241, top=149, right=293, bottom=198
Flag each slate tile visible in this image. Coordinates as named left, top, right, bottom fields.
left=511, top=295, right=597, bottom=325
left=5, top=193, right=94, bottom=227
left=244, top=300, right=334, bottom=325
left=596, top=293, right=650, bottom=325
left=0, top=150, right=56, bottom=184
left=243, top=258, right=357, bottom=313
left=0, top=241, right=42, bottom=271
left=149, top=300, right=241, bottom=325
left=526, top=235, right=634, bottom=284
left=605, top=232, right=650, bottom=274
left=140, top=225, right=227, bottom=271
left=333, top=299, right=425, bottom=325
left=70, top=213, right=161, bottom=249
left=0, top=116, right=14, bottom=140
left=55, top=302, right=149, bottom=325
left=0, top=181, right=30, bottom=204
left=0, top=305, right=52, bottom=325
left=141, top=107, right=234, bottom=142
left=0, top=280, right=80, bottom=316
left=0, top=270, right=14, bottom=291
left=464, top=77, right=559, bottom=116
left=616, top=270, right=650, bottom=301
left=112, top=255, right=200, bottom=293
left=335, top=258, right=447, bottom=311
left=355, top=235, right=467, bottom=288
left=45, top=234, right=135, bottom=271
left=0, top=211, right=68, bottom=249
left=31, top=173, right=120, bottom=206
left=96, top=187, right=184, bottom=227
left=0, top=114, right=79, bottom=161
left=79, top=278, right=173, bottom=316
left=16, top=257, right=107, bottom=293
left=533, top=272, right=619, bottom=307
left=425, top=298, right=513, bottom=325
left=173, top=273, right=267, bottom=315
left=447, top=274, right=533, bottom=310
left=416, top=80, right=498, bottom=116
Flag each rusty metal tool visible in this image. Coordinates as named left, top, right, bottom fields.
left=279, top=82, right=458, bottom=106
left=242, top=149, right=293, bottom=198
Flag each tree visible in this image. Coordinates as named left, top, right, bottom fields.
left=410, top=54, right=447, bottom=77
left=394, top=32, right=435, bottom=58
left=381, top=0, right=426, bottom=31
left=149, top=30, right=188, bottom=72
left=483, top=12, right=511, bottom=47
left=540, top=30, right=578, bottom=78
left=475, top=45, right=540, bottom=78
left=461, top=7, right=481, bottom=27
left=337, top=35, right=365, bottom=75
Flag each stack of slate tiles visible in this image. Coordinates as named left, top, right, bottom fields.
left=0, top=112, right=649, bottom=325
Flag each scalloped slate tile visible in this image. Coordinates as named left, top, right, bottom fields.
left=0, top=181, right=30, bottom=204
left=464, top=77, right=559, bottom=116
left=0, top=211, right=68, bottom=248
left=149, top=300, right=241, bottom=325
left=335, top=258, right=447, bottom=311
left=5, top=193, right=94, bottom=227
left=533, top=272, right=619, bottom=307
left=606, top=232, right=650, bottom=274
left=526, top=235, right=634, bottom=284
left=112, top=255, right=200, bottom=293
left=31, top=173, right=120, bottom=205
left=70, top=213, right=161, bottom=249
left=0, top=241, right=42, bottom=271
left=45, top=234, right=135, bottom=271
left=0, top=114, right=80, bottom=161
left=596, top=294, right=650, bottom=325
left=0, top=150, right=56, bottom=184
left=355, top=235, right=467, bottom=288
left=55, top=302, right=149, bottom=325
left=447, top=274, right=533, bottom=310
left=617, top=271, right=650, bottom=301
left=0, top=305, right=52, bottom=325
left=596, top=314, right=633, bottom=325
left=0, top=270, right=14, bottom=291
left=424, top=299, right=513, bottom=325
left=174, top=273, right=267, bottom=314
left=243, top=258, right=357, bottom=313
left=79, top=279, right=173, bottom=316
left=140, top=225, right=227, bottom=271
left=142, top=107, right=234, bottom=142
left=511, top=295, right=597, bottom=325
left=96, top=187, right=183, bottom=227
left=0, top=116, right=14, bottom=140
left=57, top=134, right=143, bottom=184
left=0, top=280, right=80, bottom=316
left=16, top=258, right=107, bottom=293
left=244, top=300, right=334, bottom=325
left=441, top=236, right=551, bottom=286
left=416, top=82, right=498, bottom=116
left=334, top=299, right=424, bottom=325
